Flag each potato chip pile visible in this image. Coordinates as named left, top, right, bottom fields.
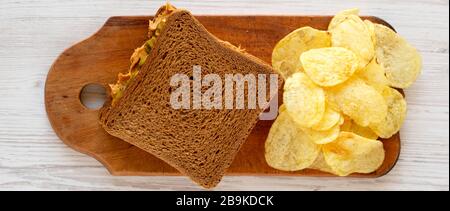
left=266, top=9, right=421, bottom=176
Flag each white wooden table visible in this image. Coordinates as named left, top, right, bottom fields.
left=0, top=0, right=448, bottom=191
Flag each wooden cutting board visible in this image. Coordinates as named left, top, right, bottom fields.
left=45, top=15, right=400, bottom=177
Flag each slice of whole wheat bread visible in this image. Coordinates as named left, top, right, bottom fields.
left=99, top=10, right=280, bottom=188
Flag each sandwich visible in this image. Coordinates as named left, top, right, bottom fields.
left=99, top=3, right=280, bottom=188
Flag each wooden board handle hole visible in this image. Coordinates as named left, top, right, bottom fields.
left=79, top=83, right=107, bottom=110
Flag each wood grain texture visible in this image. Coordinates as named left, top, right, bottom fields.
left=45, top=15, right=399, bottom=178
left=1, top=0, right=448, bottom=191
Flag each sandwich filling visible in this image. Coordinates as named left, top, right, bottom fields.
left=109, top=3, right=176, bottom=105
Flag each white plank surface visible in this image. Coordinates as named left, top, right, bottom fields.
left=0, top=0, right=448, bottom=191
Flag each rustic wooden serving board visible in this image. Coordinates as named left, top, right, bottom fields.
left=45, top=15, right=400, bottom=177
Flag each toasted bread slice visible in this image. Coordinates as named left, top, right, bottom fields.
left=99, top=10, right=279, bottom=188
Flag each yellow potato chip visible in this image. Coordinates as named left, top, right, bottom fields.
left=350, top=122, right=379, bottom=140
left=301, top=47, right=359, bottom=87
left=284, top=72, right=326, bottom=127
left=309, top=152, right=337, bottom=174
left=340, top=116, right=353, bottom=132
left=328, top=8, right=360, bottom=30
left=323, top=132, right=385, bottom=176
left=272, top=27, right=331, bottom=79
left=340, top=116, right=378, bottom=139
left=370, top=87, right=407, bottom=138
left=311, top=104, right=342, bottom=131
left=356, top=58, right=389, bottom=92
left=302, top=123, right=340, bottom=145
left=279, top=104, right=286, bottom=114
left=330, top=77, right=387, bottom=127
left=338, top=114, right=345, bottom=125
left=265, top=111, right=320, bottom=171
left=374, top=23, right=422, bottom=88
left=330, top=15, right=375, bottom=68
left=325, top=91, right=341, bottom=112
left=364, top=19, right=376, bottom=44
